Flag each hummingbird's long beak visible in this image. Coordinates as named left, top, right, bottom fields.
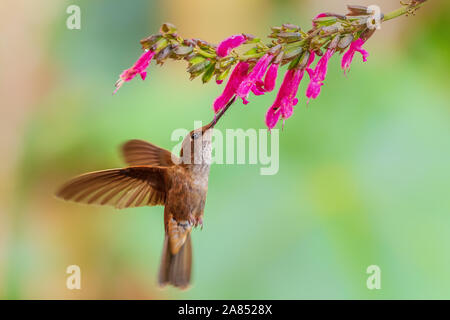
left=206, top=96, right=236, bottom=129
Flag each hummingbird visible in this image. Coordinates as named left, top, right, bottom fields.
left=56, top=98, right=235, bottom=289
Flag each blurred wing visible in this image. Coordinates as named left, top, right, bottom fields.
left=56, top=166, right=168, bottom=209
left=121, top=139, right=179, bottom=167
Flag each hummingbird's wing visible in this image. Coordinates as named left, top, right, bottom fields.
left=56, top=166, right=168, bottom=209
left=121, top=139, right=180, bottom=167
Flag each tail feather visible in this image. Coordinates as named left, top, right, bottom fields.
left=158, top=233, right=192, bottom=289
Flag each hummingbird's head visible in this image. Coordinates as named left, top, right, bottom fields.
left=179, top=125, right=213, bottom=165
left=179, top=97, right=235, bottom=165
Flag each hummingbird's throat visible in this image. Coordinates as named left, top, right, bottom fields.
left=182, top=134, right=212, bottom=165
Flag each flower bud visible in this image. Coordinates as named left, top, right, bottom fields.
left=267, top=44, right=282, bottom=56
left=273, top=52, right=284, bottom=65
left=328, top=35, right=340, bottom=50
left=277, top=32, right=302, bottom=41
left=155, top=45, right=173, bottom=64
left=188, top=59, right=210, bottom=75
left=271, top=26, right=282, bottom=33
left=282, top=23, right=300, bottom=31
left=297, top=51, right=311, bottom=69
left=172, top=44, right=194, bottom=56
left=140, top=33, right=162, bottom=50
left=310, top=35, right=327, bottom=50
left=151, top=38, right=169, bottom=53
left=160, top=23, right=177, bottom=35
left=312, top=16, right=337, bottom=27
left=322, top=25, right=339, bottom=34
left=282, top=47, right=303, bottom=60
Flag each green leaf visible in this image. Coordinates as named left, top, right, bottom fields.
left=216, top=67, right=231, bottom=82
left=202, top=62, right=216, bottom=83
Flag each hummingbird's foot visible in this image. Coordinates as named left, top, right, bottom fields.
left=189, top=217, right=203, bottom=229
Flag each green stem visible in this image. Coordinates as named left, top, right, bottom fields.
left=383, top=1, right=426, bottom=22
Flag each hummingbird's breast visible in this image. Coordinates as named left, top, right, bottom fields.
left=165, top=164, right=210, bottom=227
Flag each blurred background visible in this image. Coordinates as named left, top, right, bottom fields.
left=0, top=0, right=449, bottom=299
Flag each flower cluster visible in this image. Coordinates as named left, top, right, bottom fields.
left=114, top=2, right=427, bottom=130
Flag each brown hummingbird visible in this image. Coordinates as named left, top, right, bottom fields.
left=56, top=98, right=235, bottom=289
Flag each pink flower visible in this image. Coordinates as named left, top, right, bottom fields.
left=251, top=82, right=265, bottom=96
left=265, top=106, right=281, bottom=130
left=265, top=53, right=315, bottom=130
left=236, top=54, right=273, bottom=104
left=114, top=50, right=155, bottom=93
left=306, top=48, right=334, bottom=100
left=341, top=38, right=369, bottom=73
left=263, top=63, right=279, bottom=92
left=213, top=62, right=249, bottom=113
left=216, top=34, right=246, bottom=57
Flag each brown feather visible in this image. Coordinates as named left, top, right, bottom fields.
left=125, top=182, right=146, bottom=208
left=55, top=166, right=168, bottom=209
left=159, top=233, right=192, bottom=289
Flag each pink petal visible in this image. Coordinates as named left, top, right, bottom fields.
left=213, top=62, right=249, bottom=112
left=265, top=107, right=281, bottom=130
left=357, top=48, right=369, bottom=62
left=305, top=49, right=333, bottom=100
left=306, top=81, right=323, bottom=100
left=341, top=38, right=369, bottom=73
left=266, top=67, right=305, bottom=129
left=251, top=83, right=265, bottom=96
left=306, top=50, right=316, bottom=69
left=216, top=34, right=246, bottom=57
left=263, top=63, right=279, bottom=92
left=281, top=99, right=294, bottom=119
left=114, top=50, right=155, bottom=93
left=236, top=54, right=273, bottom=103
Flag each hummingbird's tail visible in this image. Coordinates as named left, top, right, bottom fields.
left=158, top=233, right=192, bottom=289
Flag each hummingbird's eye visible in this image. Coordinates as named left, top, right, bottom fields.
left=191, top=132, right=200, bottom=140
